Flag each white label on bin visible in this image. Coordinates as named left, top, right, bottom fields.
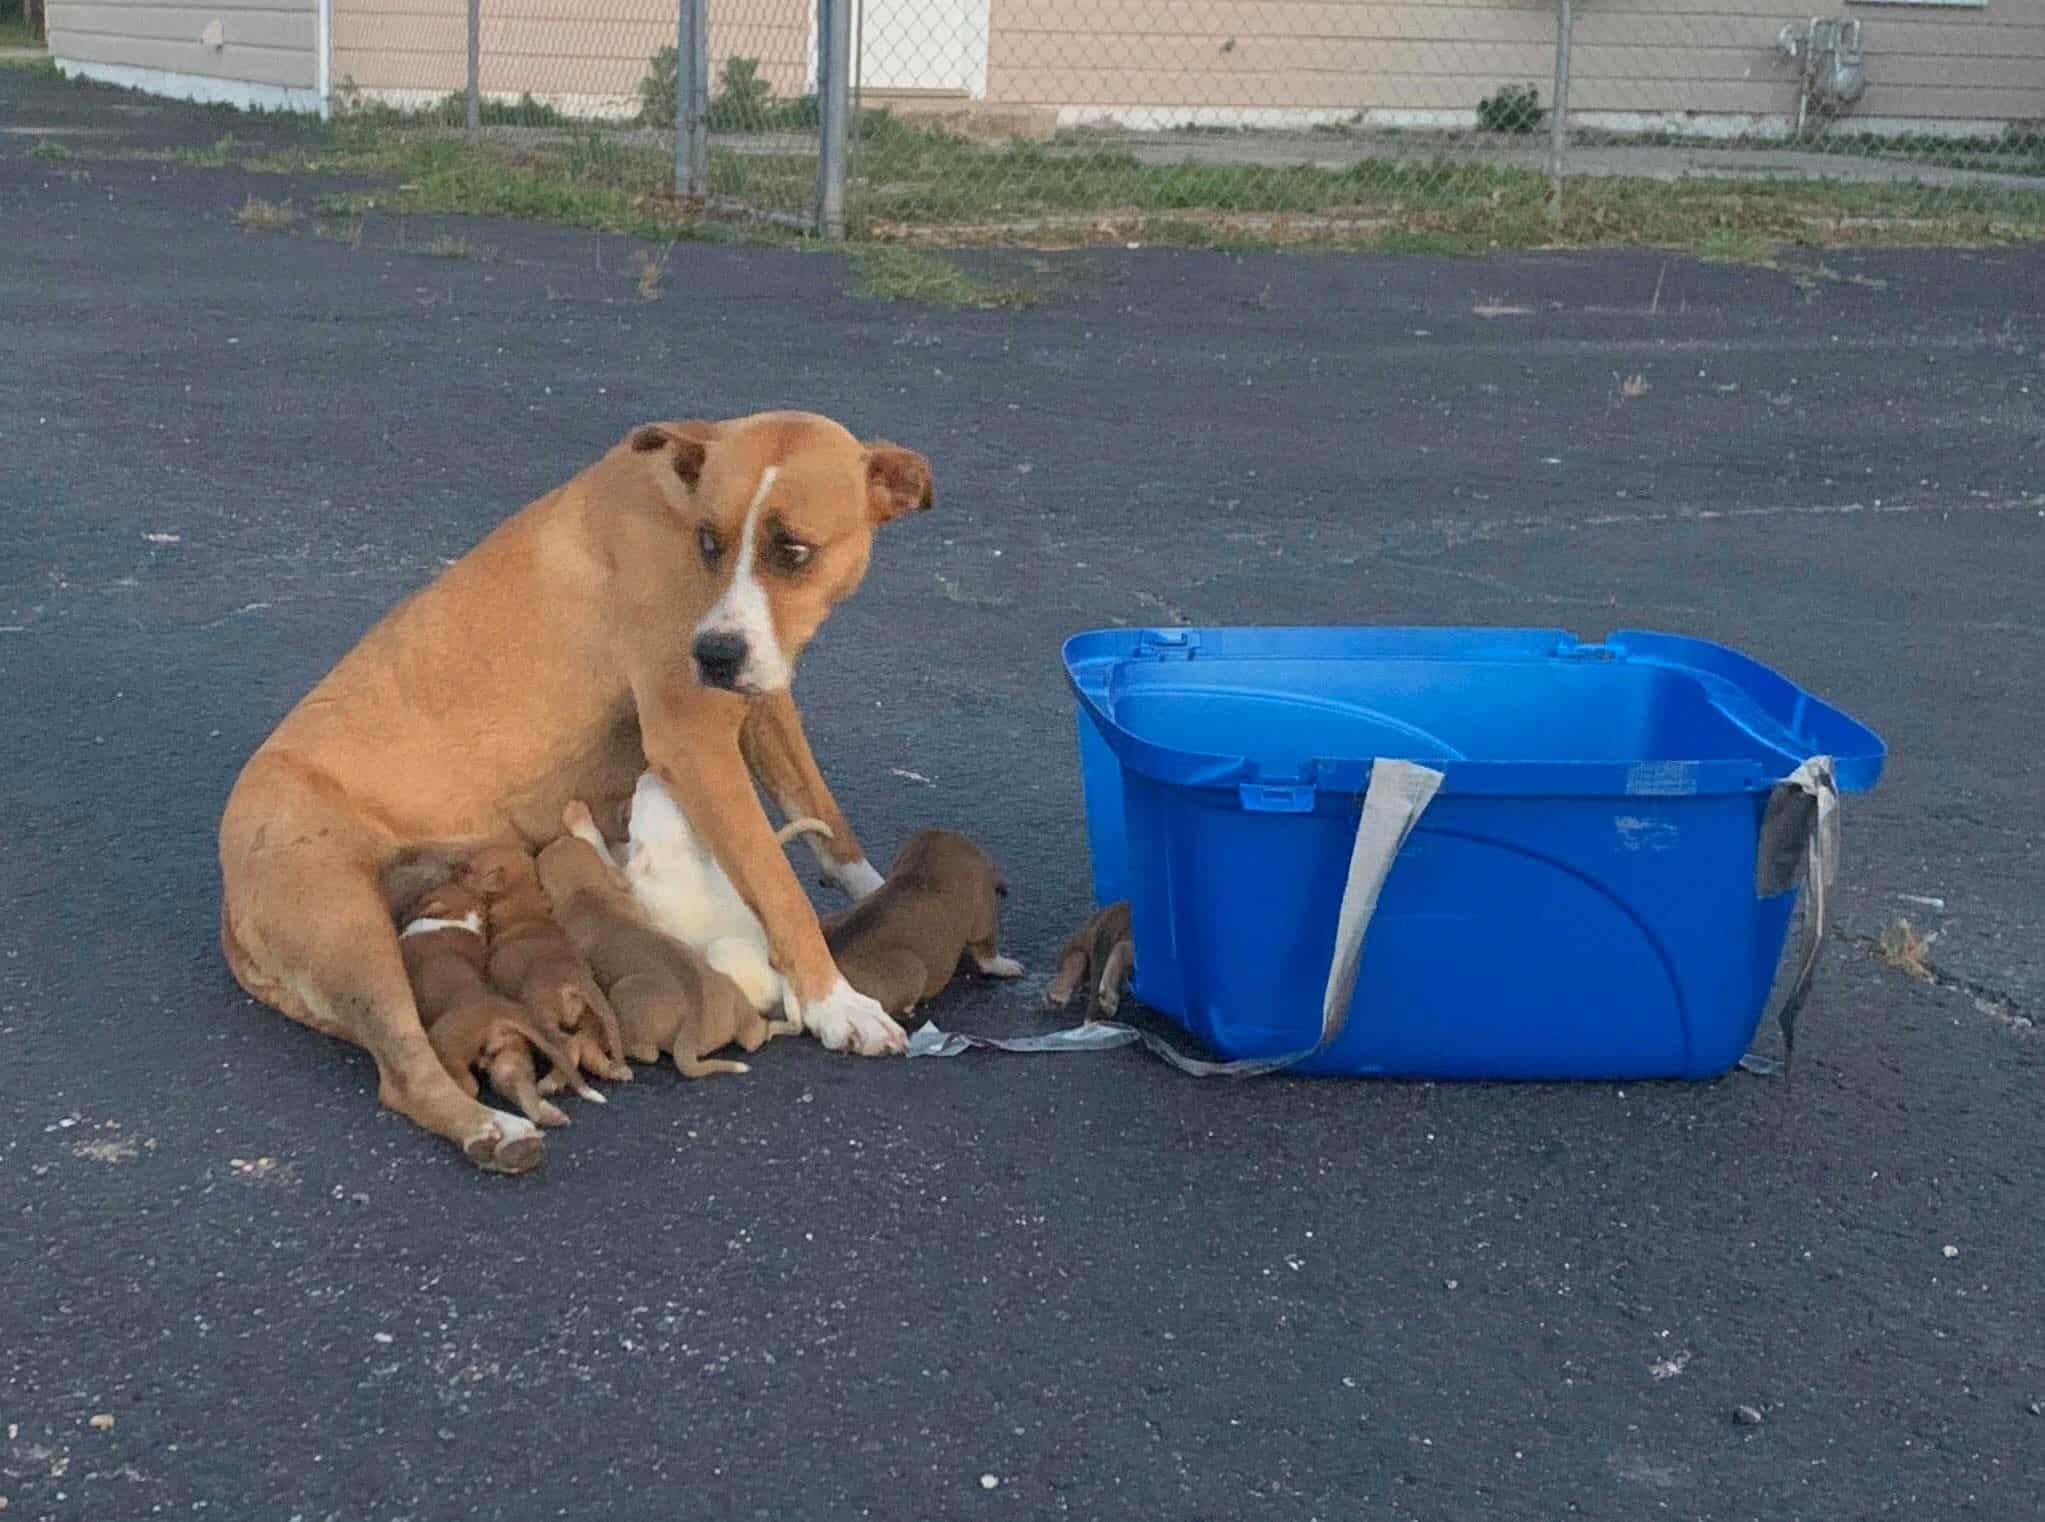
left=1625, top=761, right=1698, bottom=797
left=1614, top=816, right=1681, bottom=853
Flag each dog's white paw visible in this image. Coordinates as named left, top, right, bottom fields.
left=462, top=1110, right=545, bottom=1174
left=802, top=979, right=906, bottom=1056
left=976, top=953, right=1025, bottom=979
left=824, top=857, right=885, bottom=901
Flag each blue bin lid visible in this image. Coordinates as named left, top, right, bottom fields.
left=1063, top=626, right=1886, bottom=801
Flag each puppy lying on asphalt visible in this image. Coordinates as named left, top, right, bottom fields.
left=619, top=769, right=833, bottom=1021
left=395, top=882, right=591, bottom=1128
left=539, top=803, right=800, bottom=1077
left=1044, top=901, right=1134, bottom=1020
left=461, top=845, right=630, bottom=1089
left=822, top=829, right=1023, bottom=1023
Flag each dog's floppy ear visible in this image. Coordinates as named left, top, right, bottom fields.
left=627, top=419, right=720, bottom=490
left=863, top=440, right=935, bottom=524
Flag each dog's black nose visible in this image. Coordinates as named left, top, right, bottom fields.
left=693, top=630, right=748, bottom=689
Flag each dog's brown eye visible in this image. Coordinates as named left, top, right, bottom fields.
left=770, top=535, right=812, bottom=573
left=697, top=524, right=724, bottom=566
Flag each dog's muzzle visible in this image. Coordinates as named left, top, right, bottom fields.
left=692, top=629, right=749, bottom=691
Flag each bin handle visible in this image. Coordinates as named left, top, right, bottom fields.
left=1741, top=755, right=1840, bottom=1081
left=906, top=759, right=1445, bottom=1075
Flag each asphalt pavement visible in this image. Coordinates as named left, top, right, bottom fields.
left=3, top=65, right=2042, bottom=1521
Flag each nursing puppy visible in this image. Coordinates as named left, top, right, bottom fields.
left=1043, top=900, right=1135, bottom=1020
left=822, top=829, right=1023, bottom=1022
left=539, top=803, right=799, bottom=1076
left=395, top=882, right=588, bottom=1128
left=218, top=412, right=933, bottom=1171
left=461, top=845, right=630, bottom=1087
left=620, top=769, right=832, bottom=1020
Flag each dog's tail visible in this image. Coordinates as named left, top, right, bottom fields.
left=774, top=817, right=835, bottom=848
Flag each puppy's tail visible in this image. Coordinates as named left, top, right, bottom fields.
left=775, top=817, right=835, bottom=848
left=674, top=1055, right=750, bottom=1079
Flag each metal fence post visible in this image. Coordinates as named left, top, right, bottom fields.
left=465, top=0, right=481, bottom=130
left=676, top=0, right=709, bottom=198
left=815, top=0, right=852, bottom=239
left=1545, top=0, right=1572, bottom=222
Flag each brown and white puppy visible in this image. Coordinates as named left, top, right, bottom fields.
left=821, top=829, right=1023, bottom=1023
left=461, top=844, right=629, bottom=1088
left=538, top=804, right=798, bottom=1077
left=218, top=412, right=931, bottom=1171
left=1043, top=901, right=1134, bottom=1020
left=395, top=882, right=587, bottom=1129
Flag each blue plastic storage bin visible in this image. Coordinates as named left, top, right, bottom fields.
left=1064, top=627, right=1885, bottom=1080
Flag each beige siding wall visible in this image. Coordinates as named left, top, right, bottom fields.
left=332, top=0, right=810, bottom=115
left=323, top=0, right=2045, bottom=126
left=48, top=0, right=317, bottom=88
left=986, top=0, right=2045, bottom=125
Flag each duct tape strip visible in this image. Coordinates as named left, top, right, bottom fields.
left=910, top=758, right=1445, bottom=1077
left=1739, top=755, right=1840, bottom=1081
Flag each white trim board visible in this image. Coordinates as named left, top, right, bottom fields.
left=315, top=0, right=331, bottom=119
left=55, top=59, right=323, bottom=116
left=1054, top=104, right=2024, bottom=142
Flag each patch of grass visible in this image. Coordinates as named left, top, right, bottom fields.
left=314, top=191, right=374, bottom=218
left=1696, top=228, right=1773, bottom=262
left=314, top=218, right=364, bottom=248
left=631, top=246, right=669, bottom=299
left=234, top=194, right=299, bottom=231
left=0, top=18, right=43, bottom=49
left=1877, top=918, right=1937, bottom=982
left=338, top=90, right=575, bottom=129
left=25, top=61, right=2042, bottom=255
left=81, top=132, right=244, bottom=168
left=28, top=136, right=70, bottom=162
left=844, top=246, right=1047, bottom=308
left=419, top=232, right=478, bottom=258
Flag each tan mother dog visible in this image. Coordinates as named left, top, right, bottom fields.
left=218, top=412, right=932, bottom=1172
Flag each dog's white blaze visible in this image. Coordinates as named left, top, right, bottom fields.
left=400, top=911, right=483, bottom=939
left=692, top=464, right=791, bottom=694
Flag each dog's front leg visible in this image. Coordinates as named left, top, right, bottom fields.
left=740, top=688, right=884, bottom=900
left=641, top=681, right=905, bottom=1057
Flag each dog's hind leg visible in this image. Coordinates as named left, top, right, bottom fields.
left=1044, top=945, right=1091, bottom=1009
left=563, top=973, right=631, bottom=1081
left=487, top=1043, right=570, bottom=1128
left=1093, top=937, right=1135, bottom=1017
left=220, top=760, right=545, bottom=1174
left=968, top=936, right=1025, bottom=980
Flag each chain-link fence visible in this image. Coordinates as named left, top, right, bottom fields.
left=321, top=0, right=2045, bottom=245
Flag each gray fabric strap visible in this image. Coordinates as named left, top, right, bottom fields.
left=1740, top=755, right=1841, bottom=1080
left=910, top=759, right=1445, bottom=1077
